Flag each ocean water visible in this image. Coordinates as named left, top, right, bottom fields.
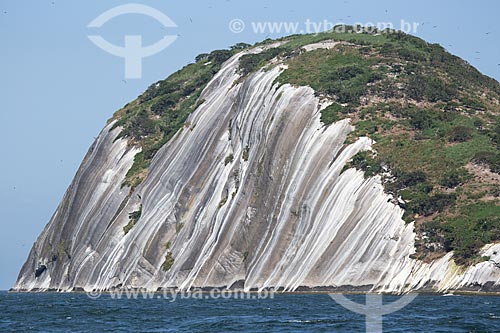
left=0, top=291, right=499, bottom=332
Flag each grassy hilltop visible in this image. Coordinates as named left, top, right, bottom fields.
left=111, top=27, right=500, bottom=266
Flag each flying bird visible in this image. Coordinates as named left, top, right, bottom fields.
left=189, top=17, right=193, bottom=23
left=485, top=32, right=491, bottom=35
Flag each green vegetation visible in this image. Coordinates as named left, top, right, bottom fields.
left=347, top=150, right=382, bottom=177
left=277, top=27, right=390, bottom=50
left=239, top=47, right=287, bottom=76
left=448, top=126, right=474, bottom=143
left=266, top=27, right=500, bottom=265
left=472, top=151, right=500, bottom=173
left=320, top=103, right=347, bottom=125
left=123, top=205, right=142, bottom=235
left=242, top=146, right=250, bottom=161
left=439, top=169, right=468, bottom=189
left=57, top=242, right=65, bottom=259
left=224, top=154, right=234, bottom=165
left=161, top=252, right=175, bottom=272
left=417, top=203, right=500, bottom=265
left=113, top=47, right=242, bottom=188
left=344, top=103, right=500, bottom=264
left=491, top=123, right=500, bottom=148
left=219, top=196, right=228, bottom=208
left=273, top=28, right=500, bottom=130
left=277, top=46, right=383, bottom=105
left=110, top=27, right=500, bottom=266
left=407, top=73, right=457, bottom=103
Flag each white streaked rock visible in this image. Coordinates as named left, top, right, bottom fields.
left=14, top=45, right=500, bottom=293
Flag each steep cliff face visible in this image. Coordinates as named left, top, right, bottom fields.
left=15, top=123, right=139, bottom=291
left=15, top=35, right=500, bottom=293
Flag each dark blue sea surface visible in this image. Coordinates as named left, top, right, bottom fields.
left=0, top=291, right=499, bottom=332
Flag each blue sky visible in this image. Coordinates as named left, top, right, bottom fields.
left=0, top=0, right=499, bottom=290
